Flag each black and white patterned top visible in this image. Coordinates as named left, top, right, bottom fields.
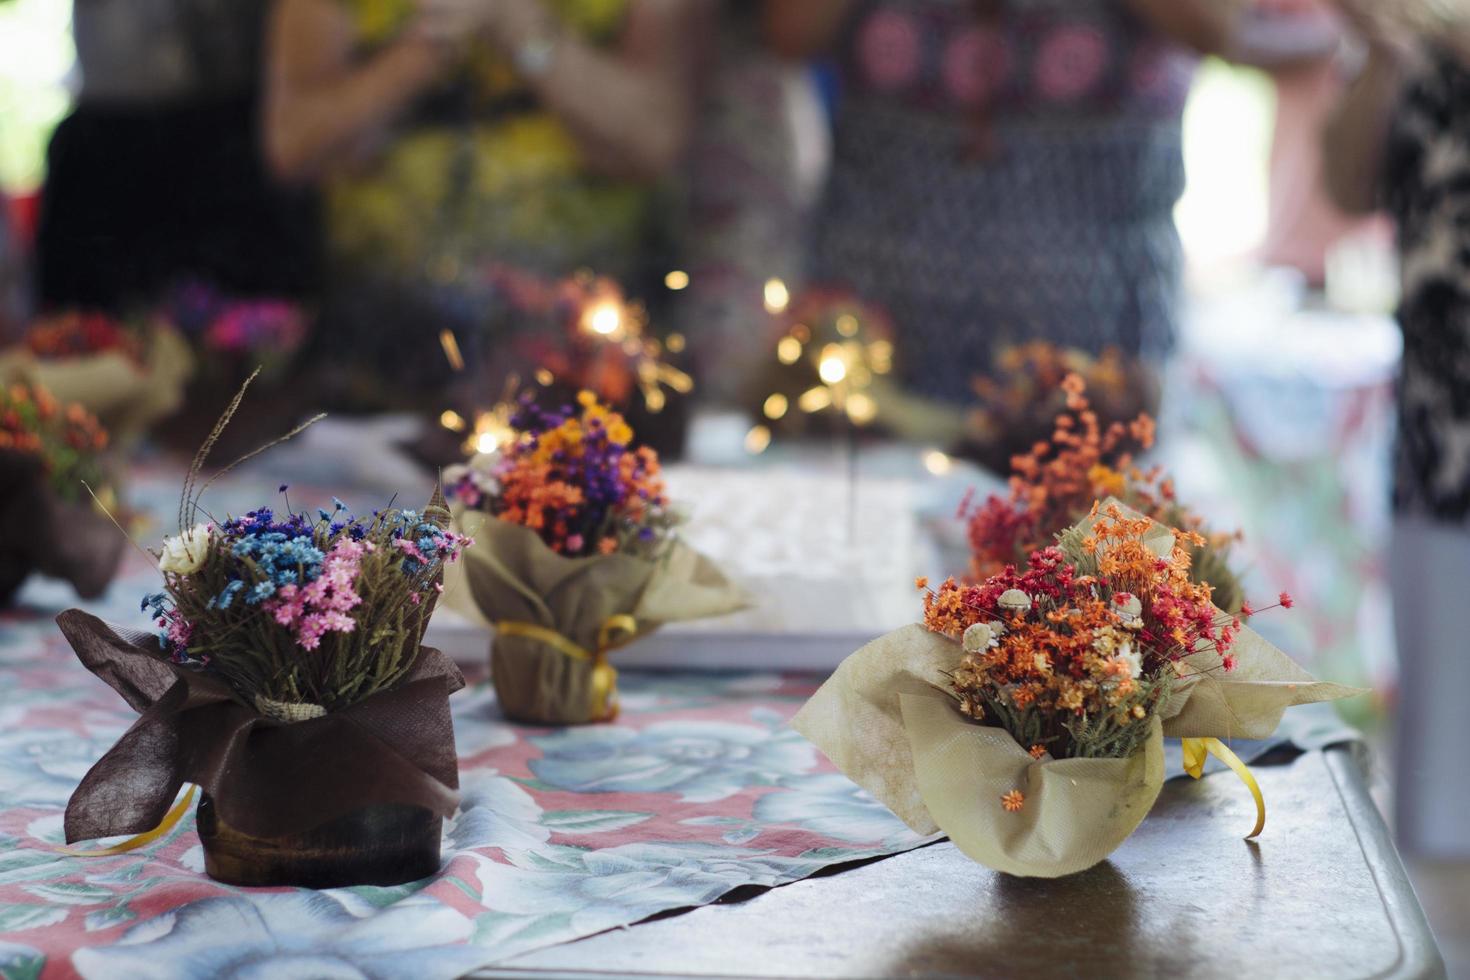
left=809, top=0, right=1196, bottom=404
left=1385, top=45, right=1470, bottom=521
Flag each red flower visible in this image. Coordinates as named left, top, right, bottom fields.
left=1278, top=591, right=1294, bottom=609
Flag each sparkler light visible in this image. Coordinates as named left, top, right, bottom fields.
left=760, top=289, right=896, bottom=435
left=763, top=277, right=790, bottom=314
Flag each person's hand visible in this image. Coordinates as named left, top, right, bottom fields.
left=414, top=0, right=553, bottom=51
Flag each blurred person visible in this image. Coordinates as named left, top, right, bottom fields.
left=36, top=0, right=316, bottom=312
left=766, top=0, right=1339, bottom=409
left=1254, top=0, right=1388, bottom=286
left=0, top=195, right=28, bottom=342
left=263, top=0, right=708, bottom=404
left=670, top=0, right=829, bottom=405
left=1323, top=0, right=1470, bottom=859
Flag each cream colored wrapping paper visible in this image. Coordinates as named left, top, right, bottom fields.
left=1159, top=630, right=1364, bottom=739
left=788, top=623, right=954, bottom=833
left=0, top=329, right=194, bottom=442
left=791, top=619, right=1358, bottom=878
left=448, top=510, right=747, bottom=724
left=902, top=692, right=1164, bottom=877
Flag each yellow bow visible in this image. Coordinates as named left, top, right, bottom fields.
left=496, top=615, right=639, bottom=721
left=1182, top=737, right=1265, bottom=839
left=63, top=785, right=198, bottom=857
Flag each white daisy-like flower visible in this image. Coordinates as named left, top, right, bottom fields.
left=1117, top=640, right=1143, bottom=678
left=1113, top=593, right=1143, bottom=626
left=998, top=589, right=1031, bottom=613
left=962, top=622, right=996, bottom=653
left=158, top=524, right=212, bottom=575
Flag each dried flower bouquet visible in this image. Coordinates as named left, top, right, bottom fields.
left=0, top=382, right=123, bottom=604
left=60, top=386, right=469, bottom=887
left=793, top=502, right=1359, bottom=878
left=447, top=391, right=744, bottom=724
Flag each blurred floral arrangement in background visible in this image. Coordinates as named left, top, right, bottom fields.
left=961, top=342, right=1156, bottom=476
left=964, top=373, right=1245, bottom=614
left=1, top=308, right=194, bottom=445
left=0, top=381, right=121, bottom=604
left=447, top=390, right=676, bottom=560
left=165, top=282, right=308, bottom=377
left=0, top=381, right=108, bottom=500
left=24, top=310, right=144, bottom=362
left=151, top=283, right=311, bottom=456
left=429, top=267, right=693, bottom=464
left=744, top=285, right=895, bottom=447
left=447, top=390, right=743, bottom=725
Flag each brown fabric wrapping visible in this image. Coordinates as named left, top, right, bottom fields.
left=0, top=453, right=124, bottom=605
left=58, top=610, right=465, bottom=843
left=0, top=329, right=194, bottom=444
left=449, top=514, right=747, bottom=724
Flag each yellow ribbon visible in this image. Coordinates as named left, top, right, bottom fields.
left=1182, top=737, right=1266, bottom=839
left=496, top=615, right=639, bottom=721
left=62, top=785, right=199, bottom=857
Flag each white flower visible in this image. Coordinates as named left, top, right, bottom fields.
left=962, top=622, right=994, bottom=653
left=159, top=524, right=212, bottom=575
left=1113, top=593, right=1143, bottom=627
left=998, top=589, right=1031, bottom=613
left=1117, top=641, right=1143, bottom=678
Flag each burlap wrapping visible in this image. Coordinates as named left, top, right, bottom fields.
left=57, top=610, right=464, bottom=843
left=0, top=329, right=194, bottom=443
left=790, top=617, right=1358, bottom=878
left=447, top=513, right=746, bottom=724
left=0, top=453, right=124, bottom=605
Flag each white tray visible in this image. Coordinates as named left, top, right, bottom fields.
left=424, top=611, right=881, bottom=673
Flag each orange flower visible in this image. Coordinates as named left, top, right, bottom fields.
left=1001, top=789, right=1025, bottom=812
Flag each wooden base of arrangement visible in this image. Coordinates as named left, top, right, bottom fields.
left=196, top=793, right=443, bottom=888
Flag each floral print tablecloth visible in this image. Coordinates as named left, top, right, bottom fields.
left=0, top=557, right=930, bottom=979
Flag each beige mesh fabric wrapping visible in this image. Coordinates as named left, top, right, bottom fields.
left=902, top=691, right=1164, bottom=877
left=1071, top=498, right=1365, bottom=739
left=448, top=511, right=747, bottom=724
left=0, top=328, right=194, bottom=443
left=1160, top=629, right=1363, bottom=739
left=791, top=616, right=1359, bottom=877
left=789, top=624, right=954, bottom=833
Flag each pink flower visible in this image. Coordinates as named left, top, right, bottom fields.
left=264, top=538, right=366, bottom=650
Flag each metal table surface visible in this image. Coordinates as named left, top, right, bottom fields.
left=480, top=745, right=1445, bottom=979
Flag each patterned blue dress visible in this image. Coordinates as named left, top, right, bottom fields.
left=809, top=0, right=1196, bottom=403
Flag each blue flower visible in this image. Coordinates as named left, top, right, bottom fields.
left=209, top=579, right=245, bottom=610
left=245, top=581, right=276, bottom=605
